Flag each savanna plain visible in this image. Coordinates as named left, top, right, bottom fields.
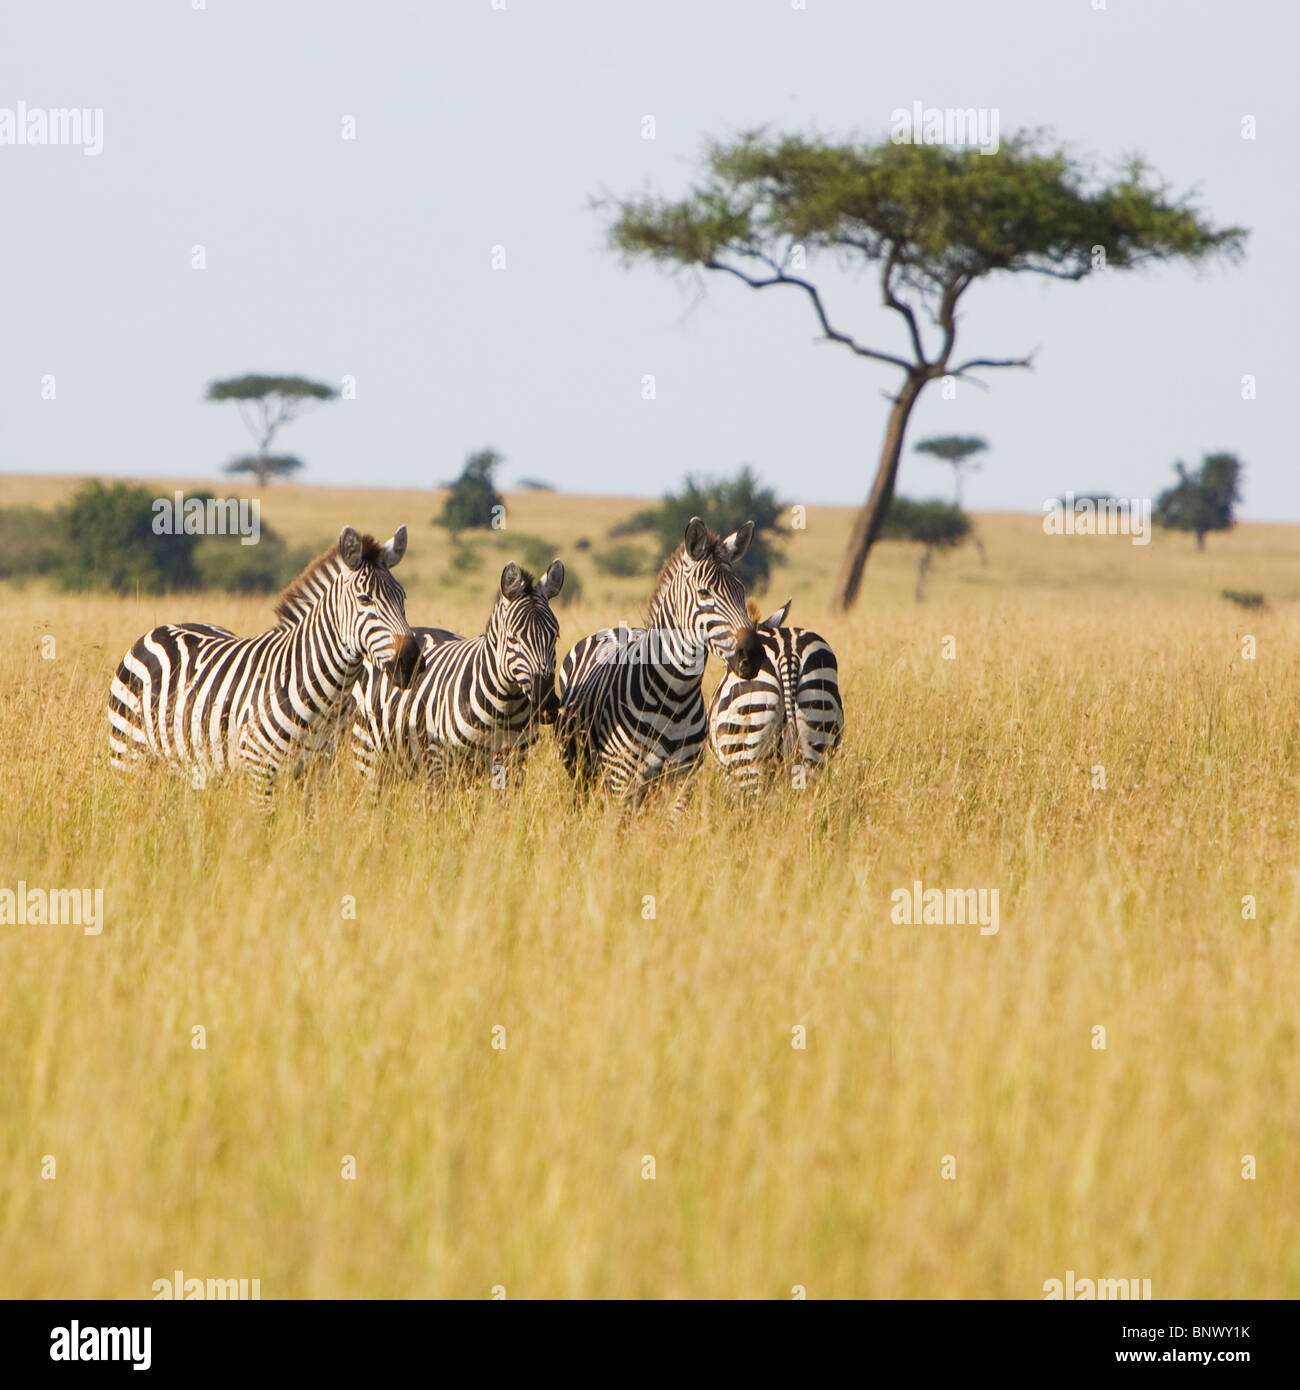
left=1, top=475, right=1297, bottom=1298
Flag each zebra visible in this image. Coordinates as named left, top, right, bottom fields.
left=707, top=598, right=844, bottom=791
left=351, top=560, right=565, bottom=784
left=107, top=526, right=422, bottom=804
left=556, top=516, right=761, bottom=805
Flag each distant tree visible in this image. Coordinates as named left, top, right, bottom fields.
left=516, top=477, right=556, bottom=492
left=609, top=466, right=784, bottom=591
left=879, top=495, right=972, bottom=600
left=438, top=448, right=506, bottom=532
left=225, top=454, right=305, bottom=484
left=914, top=435, right=988, bottom=507
left=1154, top=452, right=1242, bottom=549
left=601, top=128, right=1247, bottom=610
left=207, top=374, right=337, bottom=487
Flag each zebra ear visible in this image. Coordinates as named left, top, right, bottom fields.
left=684, top=516, right=710, bottom=561
left=720, top=520, right=754, bottom=565
left=537, top=560, right=565, bottom=599
left=339, top=527, right=364, bottom=570
left=762, top=598, right=792, bottom=629
left=382, top=526, right=408, bottom=569
left=501, top=563, right=527, bottom=600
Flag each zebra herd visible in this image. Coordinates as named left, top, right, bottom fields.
left=107, top=516, right=844, bottom=808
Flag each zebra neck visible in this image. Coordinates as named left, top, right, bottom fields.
left=634, top=604, right=707, bottom=685
left=470, top=631, right=527, bottom=706
left=282, top=607, right=360, bottom=716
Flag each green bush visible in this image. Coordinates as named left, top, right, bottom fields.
left=55, top=481, right=202, bottom=594
left=0, top=482, right=305, bottom=596
left=592, top=542, right=653, bottom=578
left=0, top=506, right=62, bottom=582
left=193, top=530, right=309, bottom=595
left=609, top=466, right=784, bottom=592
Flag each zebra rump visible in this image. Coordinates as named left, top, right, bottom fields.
left=707, top=598, right=844, bottom=789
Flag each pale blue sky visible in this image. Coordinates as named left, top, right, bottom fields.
left=1, top=0, right=1294, bottom=516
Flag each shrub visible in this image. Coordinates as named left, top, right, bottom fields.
left=0, top=506, right=62, bottom=582
left=609, top=466, right=784, bottom=592
left=437, top=448, right=505, bottom=532
left=55, top=481, right=202, bottom=594
left=592, top=542, right=653, bottom=578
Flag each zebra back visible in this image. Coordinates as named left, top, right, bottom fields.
left=707, top=598, right=844, bottom=789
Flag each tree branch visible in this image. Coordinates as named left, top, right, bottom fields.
left=704, top=256, right=913, bottom=372
left=882, top=247, right=928, bottom=367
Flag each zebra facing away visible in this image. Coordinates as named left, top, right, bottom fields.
left=707, top=598, right=844, bottom=791
left=556, top=517, right=761, bottom=805
left=351, top=560, right=565, bottom=784
left=108, top=527, right=422, bottom=804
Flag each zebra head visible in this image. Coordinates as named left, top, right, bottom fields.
left=492, top=560, right=564, bottom=715
left=661, top=516, right=761, bottom=679
left=335, top=525, right=423, bottom=688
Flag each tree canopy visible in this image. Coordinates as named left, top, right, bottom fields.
left=207, top=374, right=337, bottom=488
left=601, top=128, right=1246, bottom=608
left=1155, top=453, right=1243, bottom=548
left=437, top=448, right=507, bottom=532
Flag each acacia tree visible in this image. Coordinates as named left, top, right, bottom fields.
left=914, top=435, right=987, bottom=507
left=1154, top=452, right=1242, bottom=549
left=880, top=496, right=971, bottom=601
left=207, top=374, right=337, bottom=487
left=600, top=130, right=1246, bottom=609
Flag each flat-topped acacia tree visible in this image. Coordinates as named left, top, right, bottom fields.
left=207, top=374, right=337, bottom=488
left=599, top=130, right=1246, bottom=609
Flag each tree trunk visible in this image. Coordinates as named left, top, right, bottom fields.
left=915, top=547, right=931, bottom=602
left=1196, top=530, right=1205, bottom=551
left=832, top=371, right=927, bottom=611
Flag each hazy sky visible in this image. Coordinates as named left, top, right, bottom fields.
left=2, top=0, right=1294, bottom=517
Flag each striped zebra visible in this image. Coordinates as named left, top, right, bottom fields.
left=556, top=517, right=761, bottom=804
left=351, top=560, right=565, bottom=783
left=707, top=598, right=844, bottom=791
left=107, top=526, right=422, bottom=804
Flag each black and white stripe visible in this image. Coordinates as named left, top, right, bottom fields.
left=556, top=517, right=759, bottom=804
left=707, top=599, right=844, bottom=790
left=352, top=561, right=564, bottom=782
left=107, top=526, right=421, bottom=803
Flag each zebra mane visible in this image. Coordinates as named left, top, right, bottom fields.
left=647, top=531, right=722, bottom=616
left=273, top=533, right=384, bottom=626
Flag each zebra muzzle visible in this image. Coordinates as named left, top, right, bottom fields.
left=389, top=635, right=423, bottom=689
left=729, top=628, right=763, bottom=681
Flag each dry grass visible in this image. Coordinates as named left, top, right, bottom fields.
left=0, top=476, right=1296, bottom=1298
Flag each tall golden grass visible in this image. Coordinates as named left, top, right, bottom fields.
left=0, top=477, right=1296, bottom=1298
